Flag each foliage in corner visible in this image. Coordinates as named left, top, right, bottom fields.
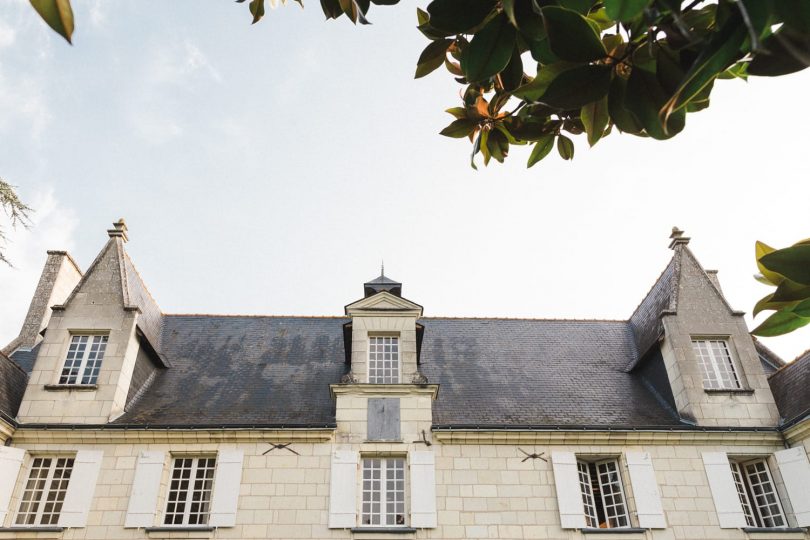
left=0, top=179, right=33, bottom=266
left=752, top=238, right=810, bottom=337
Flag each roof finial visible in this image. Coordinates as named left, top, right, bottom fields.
left=107, top=218, right=129, bottom=242
left=381, top=260, right=385, bottom=277
left=668, top=226, right=690, bottom=250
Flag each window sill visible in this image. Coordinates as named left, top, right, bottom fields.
left=351, top=528, right=417, bottom=539
left=43, top=384, right=98, bottom=392
left=0, top=528, right=63, bottom=540
left=704, top=388, right=755, bottom=395
left=744, top=528, right=806, bottom=539
left=144, top=526, right=214, bottom=539
left=581, top=528, right=647, bottom=538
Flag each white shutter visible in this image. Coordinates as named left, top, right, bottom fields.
left=410, top=451, right=437, bottom=528
left=702, top=452, right=747, bottom=528
left=209, top=449, right=244, bottom=527
left=552, top=451, right=586, bottom=529
left=625, top=451, right=666, bottom=528
left=0, top=447, right=25, bottom=526
left=124, top=450, right=165, bottom=528
left=59, top=450, right=104, bottom=527
left=328, top=450, right=358, bottom=528
left=774, top=447, right=810, bottom=527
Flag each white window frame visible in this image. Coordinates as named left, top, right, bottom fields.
left=15, top=456, right=75, bottom=526
left=576, top=458, right=631, bottom=529
left=360, top=457, right=406, bottom=527
left=163, top=456, right=217, bottom=527
left=58, top=334, right=109, bottom=385
left=730, top=457, right=787, bottom=528
left=691, top=338, right=742, bottom=390
left=368, top=335, right=400, bottom=384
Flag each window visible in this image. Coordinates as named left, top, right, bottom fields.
left=730, top=458, right=786, bottom=528
left=368, top=336, right=399, bottom=384
left=576, top=459, right=630, bottom=529
left=361, top=457, right=405, bottom=526
left=164, top=457, right=216, bottom=526
left=15, top=457, right=74, bottom=526
left=692, top=338, right=742, bottom=390
left=59, top=334, right=109, bottom=385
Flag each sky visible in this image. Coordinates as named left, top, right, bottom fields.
left=0, top=0, right=809, bottom=362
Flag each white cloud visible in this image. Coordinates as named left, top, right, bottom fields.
left=0, top=18, right=15, bottom=49
left=0, top=187, right=78, bottom=347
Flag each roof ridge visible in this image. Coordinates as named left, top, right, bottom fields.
left=122, top=250, right=163, bottom=314
left=163, top=313, right=349, bottom=319
left=628, top=255, right=677, bottom=321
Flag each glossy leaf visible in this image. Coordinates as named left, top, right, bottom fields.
left=774, top=0, right=810, bottom=34
left=760, top=245, right=810, bottom=285
left=426, top=0, right=497, bottom=34
left=608, top=76, right=644, bottom=135
left=416, top=39, right=453, bottom=78
left=557, top=134, right=574, bottom=160
left=440, top=118, right=479, bottom=138
left=626, top=67, right=685, bottom=140
left=541, top=6, right=606, bottom=63
left=770, top=278, right=810, bottom=303
left=321, top=0, right=344, bottom=19
left=603, top=0, right=647, bottom=22
left=752, top=311, right=810, bottom=337
left=500, top=45, right=525, bottom=91
left=749, top=29, right=810, bottom=76
left=581, top=96, right=609, bottom=146
left=755, top=241, right=784, bottom=286
left=29, top=0, right=74, bottom=43
left=461, top=15, right=517, bottom=82
left=527, top=134, right=555, bottom=167
left=516, top=64, right=611, bottom=110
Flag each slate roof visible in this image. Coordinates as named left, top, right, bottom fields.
left=0, top=350, right=28, bottom=420
left=768, top=350, right=810, bottom=425
left=112, top=315, right=683, bottom=428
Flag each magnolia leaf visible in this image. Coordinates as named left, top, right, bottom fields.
left=557, top=134, right=574, bottom=160
left=626, top=67, right=685, bottom=140
left=445, top=107, right=467, bottom=119
left=792, top=298, right=810, bottom=318
left=581, top=96, right=609, bottom=146
left=760, top=244, right=810, bottom=285
left=770, top=278, right=810, bottom=303
left=752, top=293, right=798, bottom=317
left=249, top=0, right=266, bottom=22
left=603, top=0, right=648, bottom=22
left=542, top=6, right=606, bottom=63
left=749, top=28, right=810, bottom=77
left=755, top=241, right=784, bottom=286
left=29, top=0, right=74, bottom=43
left=527, top=134, right=555, bottom=167
left=321, top=0, right=344, bottom=19
left=608, top=76, right=644, bottom=135
left=774, top=0, right=810, bottom=34
left=751, top=311, right=810, bottom=337
left=427, top=0, right=497, bottom=34
left=415, top=39, right=453, bottom=78
left=440, top=118, right=479, bottom=138
left=461, top=15, right=516, bottom=82
left=513, top=62, right=572, bottom=102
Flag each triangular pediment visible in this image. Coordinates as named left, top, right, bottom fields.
left=55, top=238, right=129, bottom=309
left=345, top=291, right=423, bottom=316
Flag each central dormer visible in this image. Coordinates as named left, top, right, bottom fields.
left=343, top=272, right=424, bottom=384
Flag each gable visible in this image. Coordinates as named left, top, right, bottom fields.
left=345, top=291, right=423, bottom=316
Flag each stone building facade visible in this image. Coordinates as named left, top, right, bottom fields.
left=0, top=221, right=808, bottom=540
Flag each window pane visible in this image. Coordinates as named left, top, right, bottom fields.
left=59, top=334, right=108, bottom=385
left=16, top=457, right=74, bottom=526
left=368, top=337, right=400, bottom=384
left=362, top=457, right=405, bottom=527
left=743, top=460, right=786, bottom=528
left=692, top=339, right=741, bottom=390
left=595, top=460, right=630, bottom=529
left=730, top=461, right=757, bottom=527
left=164, top=457, right=216, bottom=526
left=577, top=461, right=598, bottom=528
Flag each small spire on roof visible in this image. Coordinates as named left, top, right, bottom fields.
left=668, top=226, right=690, bottom=249
left=381, top=260, right=385, bottom=277
left=107, top=218, right=129, bottom=242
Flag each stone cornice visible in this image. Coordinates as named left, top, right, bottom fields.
left=431, top=428, right=785, bottom=446
left=783, top=415, right=810, bottom=445
left=330, top=383, right=439, bottom=400
left=0, top=417, right=15, bottom=441
left=11, top=427, right=335, bottom=445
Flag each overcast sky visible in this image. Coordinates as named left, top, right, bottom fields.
left=1, top=0, right=808, bottom=362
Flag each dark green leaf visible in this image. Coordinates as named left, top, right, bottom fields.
left=603, top=0, right=647, bottom=22
left=774, top=0, right=810, bottom=34
left=417, top=7, right=430, bottom=25
left=371, top=0, right=399, bottom=4
left=541, top=6, right=607, bottom=62
left=503, top=0, right=517, bottom=27
left=461, top=15, right=517, bottom=82
left=559, top=0, right=593, bottom=15
left=538, top=65, right=612, bottom=109
left=415, top=39, right=453, bottom=78
left=471, top=131, right=482, bottom=169
left=581, top=96, right=609, bottom=146
left=756, top=240, right=784, bottom=286
left=29, top=0, right=74, bottom=43
left=321, top=0, right=344, bottom=19
left=608, top=76, right=644, bottom=135
left=791, top=298, right=810, bottom=318
left=626, top=67, right=685, bottom=140
left=249, top=0, right=266, bottom=23
left=500, top=46, right=525, bottom=90
left=445, top=107, right=468, bottom=119
left=752, top=311, right=810, bottom=337
left=427, top=0, right=498, bottom=34
left=770, top=278, right=810, bottom=303
left=486, top=128, right=509, bottom=162
left=760, top=245, right=810, bottom=285
left=749, top=28, right=810, bottom=76
left=440, top=118, right=479, bottom=138
left=527, top=134, right=555, bottom=167
left=557, top=134, right=574, bottom=159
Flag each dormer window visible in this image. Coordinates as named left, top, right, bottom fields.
left=59, top=334, right=109, bottom=385
left=368, top=336, right=399, bottom=383
left=691, top=338, right=741, bottom=390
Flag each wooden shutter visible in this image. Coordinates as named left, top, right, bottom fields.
left=209, top=449, right=244, bottom=527
left=702, top=452, right=747, bottom=528
left=0, top=447, right=25, bottom=526
left=59, top=450, right=104, bottom=527
left=124, top=450, right=165, bottom=528
left=552, top=451, right=586, bottom=529
left=367, top=398, right=401, bottom=441
left=410, top=451, right=437, bottom=528
left=328, top=450, right=358, bottom=528
left=774, top=447, right=810, bottom=527
left=625, top=451, right=666, bottom=528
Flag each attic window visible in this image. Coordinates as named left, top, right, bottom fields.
left=59, top=334, right=109, bottom=385
left=691, top=338, right=741, bottom=390
left=368, top=336, right=399, bottom=384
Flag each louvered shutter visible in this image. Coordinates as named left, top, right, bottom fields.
left=702, top=452, right=747, bottom=528
left=59, top=450, right=104, bottom=527
left=328, top=450, right=358, bottom=528
left=410, top=451, right=437, bottom=528
left=209, top=449, right=244, bottom=527
left=625, top=451, right=666, bottom=528
left=552, top=451, right=586, bottom=529
left=774, top=447, right=810, bottom=527
left=124, top=451, right=165, bottom=528
left=0, top=447, right=25, bottom=526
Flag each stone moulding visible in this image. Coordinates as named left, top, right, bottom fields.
left=10, top=427, right=336, bottom=444
left=329, top=383, right=439, bottom=400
